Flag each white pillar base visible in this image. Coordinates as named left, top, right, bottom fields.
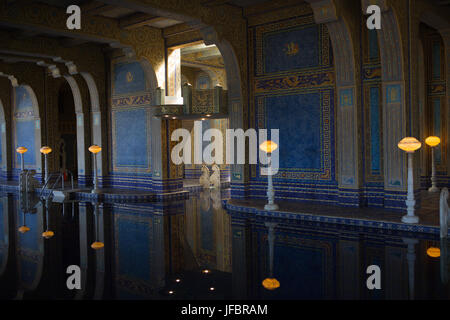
left=428, top=186, right=439, bottom=193
left=401, top=214, right=419, bottom=224
left=264, top=203, right=279, bottom=211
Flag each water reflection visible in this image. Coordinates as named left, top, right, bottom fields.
left=0, top=190, right=449, bottom=299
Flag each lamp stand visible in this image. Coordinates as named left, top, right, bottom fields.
left=44, top=154, right=48, bottom=183
left=21, top=153, right=24, bottom=171
left=402, top=152, right=419, bottom=224
left=428, top=147, right=439, bottom=193
left=264, top=154, right=278, bottom=211
left=92, top=153, right=100, bottom=194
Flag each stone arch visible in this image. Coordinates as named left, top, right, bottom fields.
left=79, top=72, right=104, bottom=179
left=62, top=75, right=87, bottom=183
left=197, top=28, right=244, bottom=193
left=306, top=0, right=362, bottom=205
left=12, top=84, right=42, bottom=176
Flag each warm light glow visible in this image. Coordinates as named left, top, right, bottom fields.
left=168, top=290, right=174, bottom=295
left=209, top=287, right=215, bottom=291
left=202, top=269, right=210, bottom=274
left=201, top=118, right=206, bottom=121
left=88, top=145, right=102, bottom=154
left=427, top=247, right=440, bottom=258
left=40, top=146, right=52, bottom=155
left=397, top=137, right=421, bottom=153
left=91, top=241, right=104, bottom=249
left=164, top=115, right=169, bottom=118
left=16, top=146, right=28, bottom=154
left=172, top=117, right=177, bottom=120
left=18, top=226, right=30, bottom=233
left=42, top=230, right=54, bottom=239
left=262, top=278, right=280, bottom=290
left=175, top=279, right=181, bottom=283
left=259, top=140, right=278, bottom=153
left=425, top=136, right=441, bottom=147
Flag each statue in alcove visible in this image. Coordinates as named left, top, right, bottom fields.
left=199, top=164, right=210, bottom=189
left=210, top=163, right=220, bottom=189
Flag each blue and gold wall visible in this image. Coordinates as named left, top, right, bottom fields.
left=107, top=59, right=153, bottom=189
left=248, top=15, right=337, bottom=204
left=362, top=26, right=383, bottom=206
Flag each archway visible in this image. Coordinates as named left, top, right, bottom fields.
left=12, top=85, right=42, bottom=179
left=80, top=72, right=104, bottom=182
left=57, top=82, right=78, bottom=180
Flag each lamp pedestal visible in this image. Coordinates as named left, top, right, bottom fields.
left=428, top=147, right=439, bottom=193
left=20, top=153, right=24, bottom=171
left=264, top=155, right=278, bottom=211
left=402, top=152, right=419, bottom=224
left=44, top=154, right=48, bottom=183
left=92, top=153, right=100, bottom=194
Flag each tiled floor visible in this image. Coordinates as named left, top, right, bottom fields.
left=227, top=191, right=443, bottom=227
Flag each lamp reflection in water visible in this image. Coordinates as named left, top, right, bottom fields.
left=42, top=199, right=54, bottom=239
left=397, top=137, right=422, bottom=224
left=40, top=146, right=52, bottom=183
left=18, top=193, right=31, bottom=234
left=425, top=136, right=440, bottom=193
left=262, top=222, right=280, bottom=291
left=91, top=202, right=104, bottom=250
left=259, top=140, right=279, bottom=211
left=88, top=145, right=102, bottom=194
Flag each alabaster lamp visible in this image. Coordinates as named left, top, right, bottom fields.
left=40, top=146, right=52, bottom=183
left=260, top=140, right=278, bottom=211
left=16, top=146, right=28, bottom=171
left=425, top=136, right=440, bottom=193
left=398, top=137, right=422, bottom=224
left=88, top=145, right=102, bottom=194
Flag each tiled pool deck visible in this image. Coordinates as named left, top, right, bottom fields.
left=225, top=191, right=446, bottom=235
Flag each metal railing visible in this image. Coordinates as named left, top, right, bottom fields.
left=39, top=170, right=75, bottom=200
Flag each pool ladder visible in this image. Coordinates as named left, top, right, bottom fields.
left=39, top=170, right=74, bottom=200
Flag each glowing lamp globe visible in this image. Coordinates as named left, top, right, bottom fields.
left=425, top=136, right=441, bottom=147
left=42, top=230, right=55, bottom=239
left=91, top=241, right=104, bottom=250
left=40, top=146, right=52, bottom=154
left=259, top=140, right=278, bottom=154
left=18, top=226, right=30, bottom=234
left=262, top=278, right=280, bottom=290
left=16, top=147, right=28, bottom=154
left=427, top=247, right=440, bottom=258
left=398, top=137, right=421, bottom=153
left=88, top=145, right=102, bottom=154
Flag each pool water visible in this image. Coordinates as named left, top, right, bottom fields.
left=0, top=190, right=449, bottom=300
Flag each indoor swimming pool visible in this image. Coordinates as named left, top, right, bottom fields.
left=0, top=190, right=449, bottom=300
